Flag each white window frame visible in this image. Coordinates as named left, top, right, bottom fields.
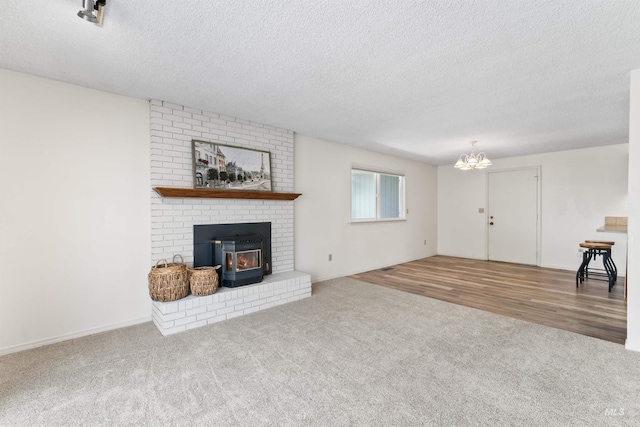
left=350, top=166, right=406, bottom=223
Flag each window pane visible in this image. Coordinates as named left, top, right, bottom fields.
left=351, top=168, right=404, bottom=221
left=380, top=174, right=401, bottom=218
left=351, top=170, right=376, bottom=219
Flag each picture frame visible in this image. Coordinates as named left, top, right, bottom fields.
left=192, top=140, right=272, bottom=191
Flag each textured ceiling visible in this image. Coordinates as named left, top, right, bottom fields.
left=1, top=1, right=640, bottom=164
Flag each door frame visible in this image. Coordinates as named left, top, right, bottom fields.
left=485, top=166, right=542, bottom=266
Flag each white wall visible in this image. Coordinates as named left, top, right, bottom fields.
left=627, top=69, right=640, bottom=352
left=438, top=144, right=628, bottom=272
left=0, top=70, right=151, bottom=355
left=295, top=135, right=438, bottom=281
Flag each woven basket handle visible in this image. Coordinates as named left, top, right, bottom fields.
left=172, top=254, right=184, bottom=264
left=155, top=259, right=169, bottom=268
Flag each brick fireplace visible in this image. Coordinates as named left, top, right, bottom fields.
left=149, top=100, right=310, bottom=335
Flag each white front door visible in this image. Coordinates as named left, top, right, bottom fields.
left=487, top=168, right=539, bottom=265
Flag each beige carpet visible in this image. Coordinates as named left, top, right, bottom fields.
left=1, top=277, right=639, bottom=426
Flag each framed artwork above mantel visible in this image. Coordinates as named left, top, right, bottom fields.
left=192, top=140, right=272, bottom=192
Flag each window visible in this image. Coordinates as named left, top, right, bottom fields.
left=351, top=168, right=405, bottom=221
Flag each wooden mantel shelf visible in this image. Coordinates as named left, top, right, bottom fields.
left=153, top=187, right=301, bottom=201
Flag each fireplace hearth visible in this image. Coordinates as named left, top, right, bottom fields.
left=194, top=222, right=271, bottom=288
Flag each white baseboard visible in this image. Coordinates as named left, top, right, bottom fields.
left=625, top=339, right=640, bottom=353
left=539, top=263, right=575, bottom=272
left=0, top=316, right=151, bottom=357
left=312, top=255, right=438, bottom=283
left=436, top=252, right=487, bottom=261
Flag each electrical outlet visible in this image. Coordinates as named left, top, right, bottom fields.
left=328, top=254, right=332, bottom=261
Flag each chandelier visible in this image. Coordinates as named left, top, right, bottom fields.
left=454, top=141, right=492, bottom=170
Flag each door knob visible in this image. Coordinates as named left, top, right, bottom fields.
left=489, top=222, right=494, bottom=225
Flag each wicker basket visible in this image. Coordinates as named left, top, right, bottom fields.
left=148, top=254, right=189, bottom=302
left=188, top=265, right=221, bottom=296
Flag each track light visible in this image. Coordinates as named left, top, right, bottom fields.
left=78, top=0, right=106, bottom=25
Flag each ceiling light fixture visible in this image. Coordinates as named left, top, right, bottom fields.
left=77, top=0, right=106, bottom=25
left=454, top=141, right=492, bottom=170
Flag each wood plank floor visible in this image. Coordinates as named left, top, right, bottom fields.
left=350, top=256, right=627, bottom=344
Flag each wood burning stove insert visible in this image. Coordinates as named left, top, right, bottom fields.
left=214, top=235, right=263, bottom=287
left=193, top=222, right=271, bottom=288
